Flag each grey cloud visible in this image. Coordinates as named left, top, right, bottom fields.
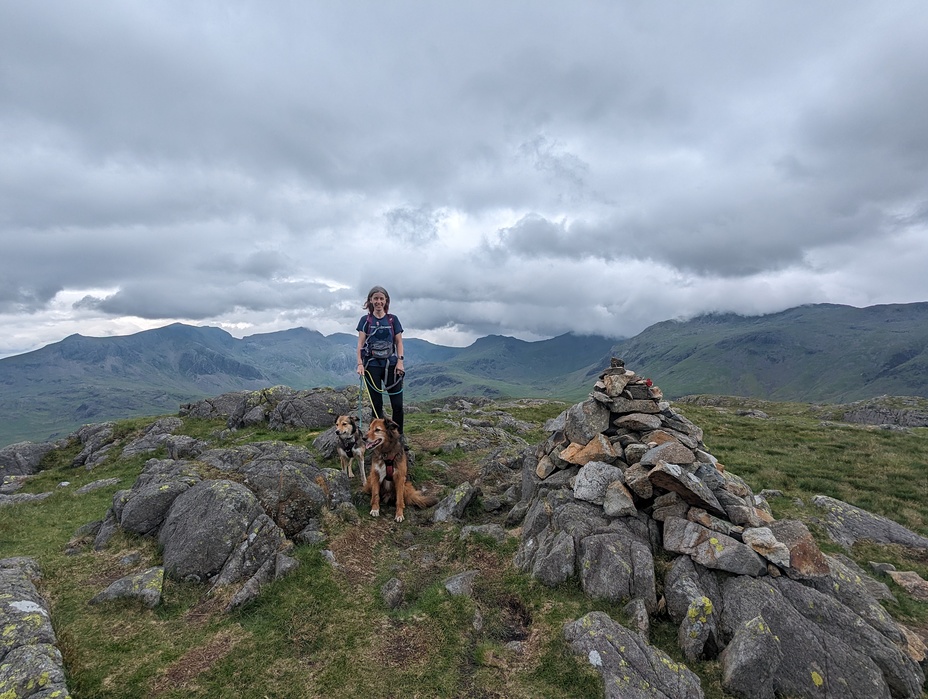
left=0, top=279, right=62, bottom=312
left=519, top=136, right=591, bottom=204
left=72, top=295, right=103, bottom=311
left=384, top=206, right=444, bottom=245
left=492, top=215, right=582, bottom=260
left=197, top=250, right=295, bottom=280
left=95, top=276, right=342, bottom=320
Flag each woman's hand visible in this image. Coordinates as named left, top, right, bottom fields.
left=357, top=362, right=364, bottom=376
left=395, top=359, right=405, bottom=377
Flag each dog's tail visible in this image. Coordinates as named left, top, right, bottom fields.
left=403, top=484, right=438, bottom=509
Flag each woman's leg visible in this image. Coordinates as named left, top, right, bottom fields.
left=365, top=364, right=386, bottom=419
left=386, top=365, right=404, bottom=434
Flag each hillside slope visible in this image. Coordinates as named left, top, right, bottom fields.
left=613, top=303, right=928, bottom=402
left=3, top=301, right=928, bottom=446
left=0, top=325, right=612, bottom=445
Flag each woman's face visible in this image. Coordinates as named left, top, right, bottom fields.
left=370, top=292, right=387, bottom=312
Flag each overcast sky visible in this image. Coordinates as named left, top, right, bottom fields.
left=2, top=1, right=927, bottom=358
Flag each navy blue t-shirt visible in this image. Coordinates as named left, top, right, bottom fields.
left=357, top=314, right=404, bottom=366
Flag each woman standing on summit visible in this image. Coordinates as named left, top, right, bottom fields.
left=356, top=285, right=405, bottom=435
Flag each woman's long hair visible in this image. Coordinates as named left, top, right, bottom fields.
left=364, top=285, right=391, bottom=313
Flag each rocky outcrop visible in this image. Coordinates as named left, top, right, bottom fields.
left=517, top=359, right=927, bottom=699
left=812, top=495, right=928, bottom=550
left=121, top=417, right=206, bottom=460
left=564, top=611, right=704, bottom=699
left=0, top=491, right=54, bottom=507
left=86, top=440, right=351, bottom=612
left=199, top=442, right=347, bottom=537
left=0, top=558, right=71, bottom=698
left=158, top=480, right=271, bottom=582
left=433, top=482, right=480, bottom=523
left=89, top=567, right=164, bottom=609
left=70, top=422, right=117, bottom=470
left=840, top=396, right=928, bottom=428
left=179, top=386, right=356, bottom=431
left=0, top=441, right=58, bottom=478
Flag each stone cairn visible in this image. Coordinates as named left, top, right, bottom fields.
left=515, top=359, right=927, bottom=699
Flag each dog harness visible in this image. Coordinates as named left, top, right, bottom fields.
left=383, top=456, right=396, bottom=479
left=338, top=434, right=358, bottom=452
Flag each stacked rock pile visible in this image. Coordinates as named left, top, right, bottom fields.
left=516, top=359, right=927, bottom=699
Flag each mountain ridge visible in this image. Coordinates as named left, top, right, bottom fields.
left=2, top=302, right=928, bottom=446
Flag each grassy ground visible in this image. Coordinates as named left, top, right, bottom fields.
left=1, top=397, right=927, bottom=698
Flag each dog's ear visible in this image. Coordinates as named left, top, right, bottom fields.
left=384, top=417, right=399, bottom=433
left=349, top=415, right=358, bottom=427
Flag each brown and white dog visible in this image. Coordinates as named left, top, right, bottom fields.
left=363, top=417, right=437, bottom=522
left=335, top=414, right=366, bottom=482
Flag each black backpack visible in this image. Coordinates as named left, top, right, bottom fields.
left=365, top=314, right=395, bottom=359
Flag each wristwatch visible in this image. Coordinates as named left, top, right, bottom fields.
left=398, top=355, right=404, bottom=360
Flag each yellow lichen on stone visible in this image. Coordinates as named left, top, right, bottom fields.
left=687, top=596, right=713, bottom=624
left=23, top=612, right=44, bottom=628
left=811, top=671, right=824, bottom=687
left=659, top=654, right=684, bottom=672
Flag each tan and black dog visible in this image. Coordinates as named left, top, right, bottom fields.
left=363, top=418, right=437, bottom=522
left=335, top=414, right=366, bottom=482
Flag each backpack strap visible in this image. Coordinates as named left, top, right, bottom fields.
left=367, top=314, right=395, bottom=337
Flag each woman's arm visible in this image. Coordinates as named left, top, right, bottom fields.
left=395, top=332, right=405, bottom=374
left=356, top=331, right=367, bottom=375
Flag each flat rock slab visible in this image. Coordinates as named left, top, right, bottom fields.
left=648, top=462, right=725, bottom=517
left=768, top=519, right=830, bottom=579
left=0, top=557, right=71, bottom=698
left=564, top=611, right=704, bottom=699
left=812, top=495, right=928, bottom=551
left=89, top=567, right=164, bottom=608
left=663, top=517, right=768, bottom=577
left=573, top=461, right=623, bottom=505
left=887, top=570, right=928, bottom=602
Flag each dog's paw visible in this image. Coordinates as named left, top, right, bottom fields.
left=370, top=508, right=380, bottom=518
left=394, top=513, right=404, bottom=523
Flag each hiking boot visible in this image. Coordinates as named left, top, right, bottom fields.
left=400, top=434, right=410, bottom=452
